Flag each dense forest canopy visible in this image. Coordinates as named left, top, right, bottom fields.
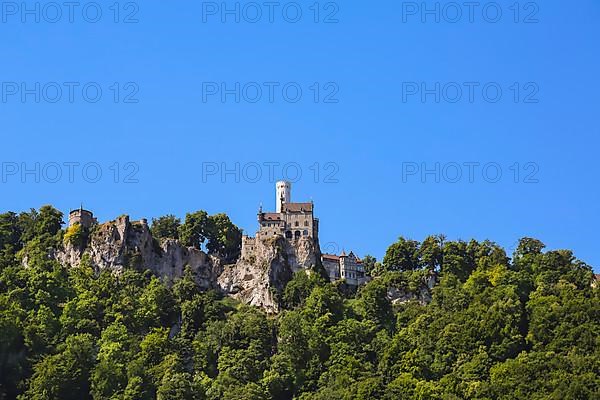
left=0, top=206, right=599, bottom=399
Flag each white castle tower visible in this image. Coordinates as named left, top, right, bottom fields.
left=276, top=180, right=291, bottom=213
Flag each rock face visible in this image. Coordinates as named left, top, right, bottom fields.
left=55, top=215, right=433, bottom=312
left=218, top=235, right=320, bottom=313
left=386, top=273, right=437, bottom=305
left=58, top=216, right=221, bottom=290
left=56, top=216, right=321, bottom=312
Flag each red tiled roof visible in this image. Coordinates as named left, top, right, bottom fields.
left=283, top=202, right=313, bottom=213
left=322, top=253, right=363, bottom=263
left=321, top=254, right=339, bottom=261
left=261, top=213, right=282, bottom=221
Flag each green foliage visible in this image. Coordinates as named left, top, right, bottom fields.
left=0, top=206, right=65, bottom=274
left=0, top=212, right=21, bottom=270
left=151, top=215, right=181, bottom=241
left=419, top=234, right=445, bottom=271
left=64, top=223, right=85, bottom=248
left=360, top=254, right=378, bottom=276
left=0, top=208, right=599, bottom=399
left=205, top=213, right=242, bottom=262
left=382, top=237, right=421, bottom=272
left=282, top=270, right=324, bottom=309
left=177, top=211, right=242, bottom=261
left=21, top=333, right=96, bottom=400
left=487, top=351, right=600, bottom=399
left=179, top=210, right=209, bottom=249
left=356, top=280, right=393, bottom=329
left=35, top=206, right=64, bottom=237
left=91, top=319, right=132, bottom=398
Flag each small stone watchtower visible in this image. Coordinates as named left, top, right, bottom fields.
left=68, top=206, right=96, bottom=229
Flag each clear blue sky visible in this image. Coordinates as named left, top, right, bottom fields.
left=1, top=1, right=598, bottom=270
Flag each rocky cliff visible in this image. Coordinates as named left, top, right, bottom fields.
left=385, top=272, right=437, bottom=305
left=57, top=216, right=221, bottom=291
left=218, top=235, right=321, bottom=313
left=56, top=216, right=321, bottom=312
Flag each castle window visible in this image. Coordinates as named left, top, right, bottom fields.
left=303, top=230, right=308, bottom=236
left=304, top=221, right=309, bottom=226
left=295, top=221, right=299, bottom=227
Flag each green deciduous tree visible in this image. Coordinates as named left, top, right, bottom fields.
left=206, top=214, right=242, bottom=262
left=91, top=319, right=133, bottom=399
left=22, top=334, right=95, bottom=400
left=357, top=280, right=393, bottom=329
left=151, top=215, right=181, bottom=241
left=0, top=212, right=21, bottom=270
left=179, top=211, right=209, bottom=250
left=382, top=237, right=421, bottom=272
left=360, top=255, right=378, bottom=277
left=283, top=271, right=324, bottom=309
left=2, top=203, right=599, bottom=400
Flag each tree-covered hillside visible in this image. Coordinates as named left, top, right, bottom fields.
left=1, top=206, right=599, bottom=399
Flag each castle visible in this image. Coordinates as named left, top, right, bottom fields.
left=241, top=181, right=319, bottom=258
left=322, top=251, right=368, bottom=286
left=242, top=181, right=369, bottom=286
left=70, top=183, right=369, bottom=287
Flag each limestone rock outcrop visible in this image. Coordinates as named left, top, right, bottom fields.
left=386, top=273, right=437, bottom=305
left=52, top=214, right=433, bottom=312
left=218, top=235, right=320, bottom=313
left=57, top=216, right=221, bottom=290
left=55, top=216, right=321, bottom=312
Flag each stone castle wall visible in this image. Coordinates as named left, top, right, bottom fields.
left=322, top=258, right=341, bottom=281
left=241, top=235, right=256, bottom=259
left=281, top=212, right=315, bottom=239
